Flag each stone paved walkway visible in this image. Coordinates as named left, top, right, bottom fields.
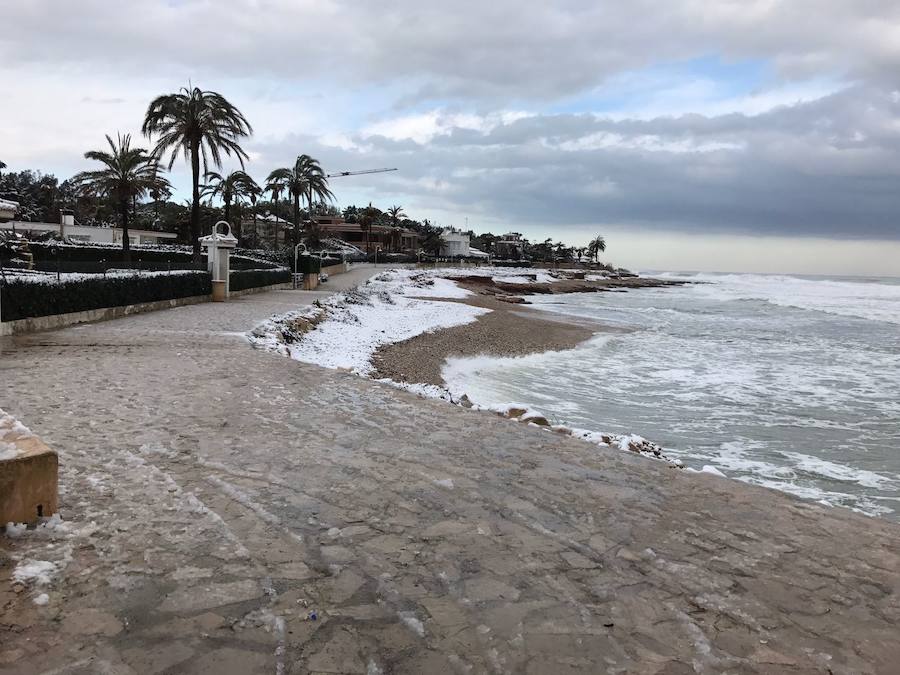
left=1, top=267, right=899, bottom=674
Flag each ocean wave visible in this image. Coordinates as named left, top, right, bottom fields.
left=667, top=272, right=900, bottom=325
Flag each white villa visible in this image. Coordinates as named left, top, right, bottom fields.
left=439, top=227, right=470, bottom=258
left=0, top=211, right=176, bottom=246
left=0, top=198, right=18, bottom=222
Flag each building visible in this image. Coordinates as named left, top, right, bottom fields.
left=242, top=213, right=292, bottom=247
left=0, top=219, right=177, bottom=246
left=0, top=198, right=18, bottom=223
left=314, top=215, right=419, bottom=253
left=493, top=232, right=526, bottom=259
left=439, top=227, right=470, bottom=258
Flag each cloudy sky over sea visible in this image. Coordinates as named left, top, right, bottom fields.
left=3, top=1, right=900, bottom=274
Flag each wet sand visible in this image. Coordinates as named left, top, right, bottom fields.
left=373, top=274, right=672, bottom=387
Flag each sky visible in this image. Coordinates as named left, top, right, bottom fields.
left=2, top=0, right=900, bottom=275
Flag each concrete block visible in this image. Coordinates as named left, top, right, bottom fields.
left=1, top=411, right=58, bottom=525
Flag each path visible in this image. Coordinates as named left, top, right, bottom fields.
left=1, top=269, right=899, bottom=674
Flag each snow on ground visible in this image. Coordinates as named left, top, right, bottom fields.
left=249, top=266, right=676, bottom=466
left=249, top=268, right=490, bottom=375
left=0, top=408, right=33, bottom=460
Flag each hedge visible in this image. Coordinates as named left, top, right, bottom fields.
left=229, top=268, right=291, bottom=292
left=0, top=271, right=212, bottom=322
left=296, top=256, right=321, bottom=274
left=22, top=242, right=278, bottom=272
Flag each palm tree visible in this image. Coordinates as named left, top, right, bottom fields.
left=587, top=235, right=607, bottom=262
left=72, top=133, right=170, bottom=261
left=359, top=203, right=380, bottom=254
left=266, top=154, right=334, bottom=245
left=264, top=177, right=286, bottom=247
left=385, top=206, right=406, bottom=252
left=142, top=86, right=252, bottom=261
left=247, top=180, right=261, bottom=248
left=201, top=170, right=258, bottom=241
left=387, top=205, right=406, bottom=227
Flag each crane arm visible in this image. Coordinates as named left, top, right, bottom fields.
left=326, top=168, right=398, bottom=178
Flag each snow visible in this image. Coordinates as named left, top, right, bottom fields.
left=399, top=611, right=426, bottom=637
left=1, top=269, right=207, bottom=285
left=33, top=593, right=49, bottom=606
left=0, top=408, right=33, bottom=461
left=5, top=522, right=27, bottom=538
left=250, top=268, right=490, bottom=375
left=433, top=478, right=455, bottom=489
left=13, top=560, right=58, bottom=586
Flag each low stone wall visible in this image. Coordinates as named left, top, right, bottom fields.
left=0, top=293, right=211, bottom=336
left=321, top=262, right=349, bottom=277
left=1, top=409, right=58, bottom=525
left=229, top=282, right=294, bottom=298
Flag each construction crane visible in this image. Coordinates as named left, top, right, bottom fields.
left=326, top=168, right=397, bottom=178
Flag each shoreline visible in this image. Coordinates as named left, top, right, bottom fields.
left=249, top=267, right=683, bottom=461
left=373, top=274, right=679, bottom=388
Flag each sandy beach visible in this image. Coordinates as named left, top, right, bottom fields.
left=373, top=273, right=680, bottom=388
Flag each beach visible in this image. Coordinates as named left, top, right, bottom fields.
left=373, top=273, right=683, bottom=387
left=2, top=270, right=899, bottom=673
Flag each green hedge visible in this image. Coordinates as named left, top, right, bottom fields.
left=24, top=243, right=277, bottom=271
left=0, top=271, right=212, bottom=322
left=296, top=256, right=321, bottom=274
left=229, top=268, right=291, bottom=292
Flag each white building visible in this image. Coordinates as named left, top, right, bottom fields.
left=0, top=198, right=18, bottom=222
left=0, top=220, right=177, bottom=246
left=439, top=227, right=470, bottom=258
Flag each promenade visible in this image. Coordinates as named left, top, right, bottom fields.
left=1, top=267, right=899, bottom=674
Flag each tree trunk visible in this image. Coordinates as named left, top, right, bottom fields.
left=274, top=199, right=280, bottom=249
left=121, top=199, right=131, bottom=263
left=191, top=141, right=202, bottom=262
left=293, top=192, right=300, bottom=246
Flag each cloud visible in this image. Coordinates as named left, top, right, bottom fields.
left=249, top=85, right=900, bottom=240
left=3, top=1, right=900, bottom=246
left=3, top=1, right=900, bottom=103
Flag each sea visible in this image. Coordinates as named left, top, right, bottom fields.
left=442, top=272, right=900, bottom=520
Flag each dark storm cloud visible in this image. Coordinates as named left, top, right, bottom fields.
left=249, top=86, right=900, bottom=239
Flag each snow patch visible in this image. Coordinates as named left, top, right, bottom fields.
left=13, top=560, right=57, bottom=586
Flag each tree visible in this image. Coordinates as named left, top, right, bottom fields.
left=387, top=205, right=406, bottom=227
left=419, top=221, right=443, bottom=256
left=201, top=170, right=258, bottom=241
left=587, top=235, right=607, bottom=262
left=142, top=86, right=252, bottom=261
left=359, top=203, right=381, bottom=254
left=149, top=178, right=171, bottom=219
left=264, top=176, right=288, bottom=248
left=72, top=133, right=170, bottom=261
left=266, top=154, right=334, bottom=245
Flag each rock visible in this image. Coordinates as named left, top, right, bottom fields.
left=521, top=414, right=550, bottom=427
